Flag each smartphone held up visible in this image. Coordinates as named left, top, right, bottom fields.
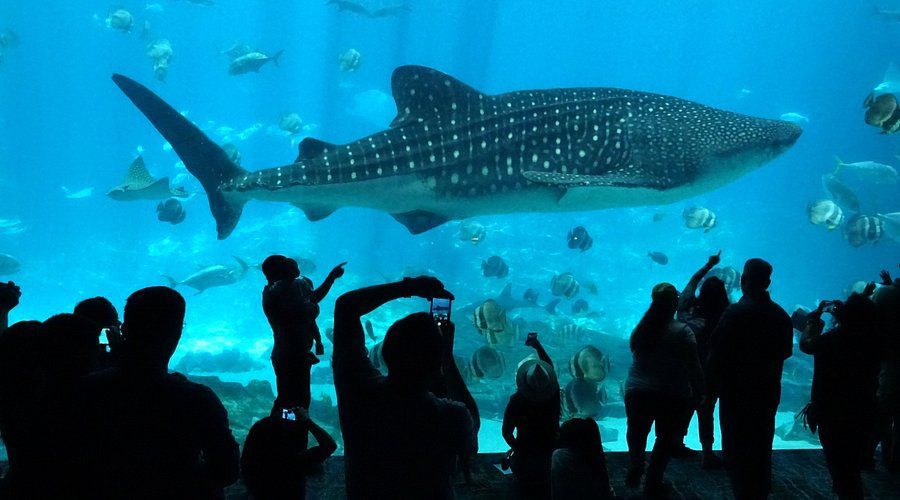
left=430, top=297, right=452, bottom=325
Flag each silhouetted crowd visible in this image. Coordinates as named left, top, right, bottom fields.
left=0, top=255, right=897, bottom=499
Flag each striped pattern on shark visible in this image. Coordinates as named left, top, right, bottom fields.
left=112, top=65, right=801, bottom=239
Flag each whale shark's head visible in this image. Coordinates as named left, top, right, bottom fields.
left=695, top=116, right=802, bottom=186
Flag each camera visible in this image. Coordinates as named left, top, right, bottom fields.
left=430, top=297, right=452, bottom=324
left=281, top=408, right=297, bottom=421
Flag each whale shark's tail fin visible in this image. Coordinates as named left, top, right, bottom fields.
left=112, top=74, right=248, bottom=239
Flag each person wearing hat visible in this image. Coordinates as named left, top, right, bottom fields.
left=624, top=282, right=703, bottom=497
left=502, top=332, right=560, bottom=498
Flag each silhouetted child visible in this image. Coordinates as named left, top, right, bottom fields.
left=624, top=283, right=703, bottom=497
left=706, top=258, right=793, bottom=500
left=241, top=406, right=337, bottom=500
left=676, top=252, right=729, bottom=468
left=261, top=255, right=345, bottom=409
left=551, top=418, right=613, bottom=500
left=78, top=287, right=240, bottom=498
left=332, top=277, right=477, bottom=499
left=502, top=333, right=560, bottom=499
left=74, top=296, right=122, bottom=369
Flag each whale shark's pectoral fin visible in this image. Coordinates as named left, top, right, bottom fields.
left=295, top=138, right=338, bottom=162
left=522, top=170, right=654, bottom=188
left=295, top=204, right=336, bottom=222
left=391, top=210, right=450, bottom=234
left=389, top=65, right=484, bottom=128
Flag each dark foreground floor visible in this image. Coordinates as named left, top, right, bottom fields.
left=221, top=450, right=900, bottom=499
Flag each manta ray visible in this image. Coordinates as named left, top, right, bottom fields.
left=112, top=65, right=801, bottom=238
left=106, top=155, right=189, bottom=201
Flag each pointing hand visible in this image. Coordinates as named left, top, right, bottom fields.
left=329, top=262, right=347, bottom=279
left=707, top=251, right=722, bottom=267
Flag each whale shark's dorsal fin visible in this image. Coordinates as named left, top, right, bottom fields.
left=125, top=156, right=156, bottom=187
left=500, top=283, right=513, bottom=299
left=295, top=137, right=338, bottom=162
left=389, top=65, right=483, bottom=128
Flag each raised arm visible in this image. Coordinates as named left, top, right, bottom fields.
left=679, top=252, right=721, bottom=312
left=312, top=262, right=346, bottom=303
left=333, top=277, right=453, bottom=382
left=525, top=333, right=553, bottom=366
left=296, top=409, right=338, bottom=468
left=0, top=282, right=21, bottom=334
left=799, top=301, right=829, bottom=355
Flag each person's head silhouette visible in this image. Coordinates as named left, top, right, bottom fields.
left=122, top=286, right=185, bottom=368
left=381, top=312, right=442, bottom=388
left=262, top=255, right=300, bottom=284
left=42, top=313, right=101, bottom=379
left=74, top=297, right=120, bottom=331
left=741, top=258, right=772, bottom=296
left=697, top=276, right=730, bottom=319
left=558, top=417, right=602, bottom=454
left=834, top=293, right=877, bottom=334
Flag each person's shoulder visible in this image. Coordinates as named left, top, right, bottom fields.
left=166, top=372, right=224, bottom=402
left=433, top=396, right=472, bottom=422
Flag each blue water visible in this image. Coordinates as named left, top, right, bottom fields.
left=0, top=0, right=897, bottom=453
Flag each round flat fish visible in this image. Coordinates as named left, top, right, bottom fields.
left=567, top=226, right=593, bottom=252
left=157, top=198, right=186, bottom=224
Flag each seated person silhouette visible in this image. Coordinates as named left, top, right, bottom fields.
left=74, top=296, right=122, bottom=369
left=551, top=418, right=614, bottom=500
left=241, top=405, right=337, bottom=500
left=262, top=255, right=345, bottom=409
left=502, top=332, right=560, bottom=499
left=332, top=277, right=477, bottom=499
left=78, top=286, right=240, bottom=498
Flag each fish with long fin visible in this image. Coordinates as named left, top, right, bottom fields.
left=112, top=65, right=801, bottom=239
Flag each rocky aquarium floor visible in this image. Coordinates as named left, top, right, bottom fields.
left=219, top=450, right=900, bottom=499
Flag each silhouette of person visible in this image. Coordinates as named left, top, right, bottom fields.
left=332, top=277, right=477, bottom=499
left=705, top=258, right=793, bottom=500
left=502, top=332, right=560, bottom=498
left=78, top=287, right=240, bottom=498
left=0, top=320, right=43, bottom=498
left=0, top=281, right=21, bottom=333
left=873, top=271, right=900, bottom=471
left=676, top=252, right=729, bottom=468
left=241, top=406, right=337, bottom=500
left=74, top=296, right=122, bottom=369
left=624, top=283, right=703, bottom=497
left=801, top=294, right=882, bottom=500
left=36, top=313, right=102, bottom=496
left=551, top=418, right=613, bottom=500
left=262, top=255, right=345, bottom=410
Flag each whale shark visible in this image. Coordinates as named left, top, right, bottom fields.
left=112, top=65, right=801, bottom=239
